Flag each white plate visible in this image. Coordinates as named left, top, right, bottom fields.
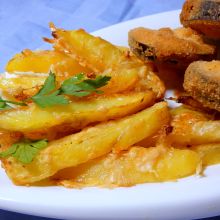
left=0, top=10, right=220, bottom=220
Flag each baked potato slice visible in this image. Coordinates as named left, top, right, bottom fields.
left=0, top=92, right=155, bottom=139
left=1, top=102, right=169, bottom=185
left=192, top=144, right=220, bottom=166
left=5, top=49, right=91, bottom=79
left=168, top=105, right=220, bottom=146
left=1, top=71, right=136, bottom=102
left=54, top=146, right=200, bottom=187
left=50, top=25, right=165, bottom=98
left=0, top=75, right=46, bottom=101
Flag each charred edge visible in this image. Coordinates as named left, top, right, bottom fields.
left=165, top=59, right=179, bottom=64
left=139, top=42, right=156, bottom=61
left=52, top=31, right=58, bottom=38
left=43, top=37, right=55, bottom=44
left=177, top=95, right=191, bottom=104
left=131, top=42, right=157, bottom=61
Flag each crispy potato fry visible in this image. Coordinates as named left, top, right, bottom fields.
left=168, top=106, right=220, bottom=146
left=52, top=28, right=134, bottom=71
left=192, top=144, right=220, bottom=166
left=0, top=92, right=155, bottom=137
left=5, top=50, right=91, bottom=79
left=0, top=75, right=46, bottom=90
left=1, top=102, right=169, bottom=185
left=54, top=145, right=200, bottom=187
left=136, top=129, right=165, bottom=148
left=171, top=120, right=220, bottom=146
left=170, top=105, right=212, bottom=121
left=0, top=75, right=46, bottom=100
left=50, top=25, right=165, bottom=98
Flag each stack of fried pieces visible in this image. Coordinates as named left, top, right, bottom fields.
left=0, top=0, right=220, bottom=188
left=129, top=0, right=220, bottom=112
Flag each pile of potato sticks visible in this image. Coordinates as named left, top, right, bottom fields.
left=0, top=24, right=219, bottom=188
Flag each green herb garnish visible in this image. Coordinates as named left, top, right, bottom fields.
left=0, top=139, right=48, bottom=164
left=0, top=72, right=111, bottom=109
left=60, top=73, right=111, bottom=96
left=0, top=97, right=27, bottom=110
left=0, top=72, right=111, bottom=163
left=31, top=73, right=69, bottom=108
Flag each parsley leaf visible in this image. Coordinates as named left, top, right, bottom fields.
left=0, top=97, right=27, bottom=110
left=31, top=72, right=69, bottom=108
left=60, top=74, right=111, bottom=96
left=84, top=75, right=111, bottom=88
left=35, top=71, right=56, bottom=96
left=0, top=139, right=48, bottom=164
left=0, top=72, right=111, bottom=110
left=32, top=90, right=69, bottom=108
left=0, top=101, right=12, bottom=110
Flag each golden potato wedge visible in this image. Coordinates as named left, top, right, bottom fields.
left=5, top=49, right=91, bottom=79
left=168, top=106, right=220, bottom=146
left=192, top=144, right=220, bottom=166
left=50, top=25, right=165, bottom=98
left=136, top=129, right=164, bottom=148
left=0, top=92, right=155, bottom=139
left=1, top=69, right=139, bottom=101
left=52, top=27, right=133, bottom=72
left=176, top=121, right=220, bottom=146
left=2, top=102, right=170, bottom=185
left=54, top=145, right=200, bottom=187
left=0, top=75, right=46, bottom=101
left=0, top=75, right=46, bottom=90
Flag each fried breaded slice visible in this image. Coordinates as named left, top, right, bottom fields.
left=184, top=60, right=220, bottom=111
left=180, top=0, right=220, bottom=40
left=128, top=27, right=216, bottom=69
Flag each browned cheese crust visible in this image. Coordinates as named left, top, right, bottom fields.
left=128, top=27, right=216, bottom=69
left=180, top=0, right=220, bottom=40
left=184, top=60, right=220, bottom=111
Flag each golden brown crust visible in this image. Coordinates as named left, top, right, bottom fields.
left=128, top=27, right=216, bottom=69
left=180, top=0, right=220, bottom=39
left=184, top=60, right=220, bottom=111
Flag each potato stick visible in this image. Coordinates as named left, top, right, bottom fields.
left=5, top=50, right=90, bottom=78
left=169, top=106, right=220, bottom=146
left=170, top=120, right=220, bottom=146
left=54, top=146, right=200, bottom=187
left=0, top=75, right=46, bottom=91
left=51, top=25, right=165, bottom=98
left=2, top=102, right=169, bottom=185
left=52, top=28, right=131, bottom=72
left=0, top=92, right=154, bottom=134
left=0, top=71, right=136, bottom=101
left=192, top=144, right=220, bottom=166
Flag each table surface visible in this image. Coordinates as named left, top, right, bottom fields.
left=0, top=0, right=219, bottom=219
